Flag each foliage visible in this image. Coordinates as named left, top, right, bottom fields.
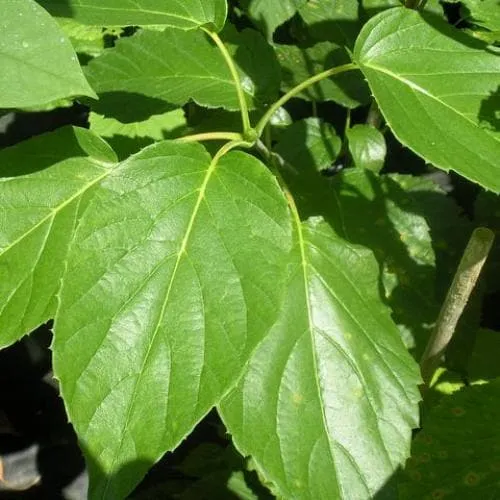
left=1, top=0, right=499, bottom=498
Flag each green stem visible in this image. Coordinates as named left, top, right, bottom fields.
left=202, top=28, right=252, bottom=134
left=255, top=62, right=358, bottom=137
left=177, top=132, right=243, bottom=144
left=420, top=227, right=495, bottom=388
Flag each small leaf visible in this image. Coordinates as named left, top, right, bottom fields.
left=354, top=8, right=500, bottom=192
left=38, top=0, right=228, bottom=31
left=239, top=0, right=307, bottom=39
left=276, top=42, right=369, bottom=108
left=400, top=380, right=500, bottom=499
left=85, top=27, right=277, bottom=112
left=0, top=127, right=117, bottom=348
left=274, top=118, right=342, bottom=173
left=0, top=0, right=96, bottom=108
left=53, top=142, right=292, bottom=499
left=347, top=124, right=386, bottom=172
left=220, top=218, right=421, bottom=499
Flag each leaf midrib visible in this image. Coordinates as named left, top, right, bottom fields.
left=101, top=155, right=219, bottom=495
left=363, top=61, right=500, bottom=141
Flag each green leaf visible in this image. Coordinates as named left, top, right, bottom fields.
left=220, top=217, right=421, bottom=499
left=239, top=0, right=307, bottom=39
left=85, top=27, right=278, bottom=112
left=276, top=42, right=370, bottom=108
left=460, top=0, right=500, bottom=32
left=0, top=127, right=117, bottom=348
left=347, top=124, right=386, bottom=172
left=399, top=380, right=500, bottom=499
left=0, top=0, right=96, bottom=108
left=52, top=142, right=292, bottom=499
left=298, top=0, right=361, bottom=47
left=89, top=108, right=188, bottom=159
left=37, top=0, right=228, bottom=31
left=274, top=118, right=342, bottom=173
left=354, top=8, right=500, bottom=192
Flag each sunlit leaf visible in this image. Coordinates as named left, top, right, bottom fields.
left=0, top=0, right=96, bottom=108
left=38, top=0, right=228, bottom=31
left=355, top=8, right=500, bottom=192
left=0, top=127, right=116, bottom=348
left=220, top=217, right=421, bottom=499
left=53, top=142, right=291, bottom=499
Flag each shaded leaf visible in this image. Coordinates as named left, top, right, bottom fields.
left=468, top=328, right=500, bottom=383
left=0, top=127, right=117, bottom=348
left=347, top=124, right=386, bottom=172
left=400, top=380, right=500, bottom=499
left=239, top=0, right=307, bottom=39
left=461, top=0, right=500, bottom=32
left=38, top=0, right=227, bottom=31
left=298, top=0, right=361, bottom=47
left=89, top=108, right=187, bottom=159
left=354, top=8, right=500, bottom=192
left=0, top=0, right=96, bottom=108
left=274, top=118, right=342, bottom=173
left=220, top=217, right=421, bottom=499
left=53, top=142, right=292, bottom=499
left=276, top=42, right=370, bottom=108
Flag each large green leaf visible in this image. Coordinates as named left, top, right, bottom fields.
left=276, top=42, right=369, bottom=108
left=220, top=217, right=421, bottom=499
left=0, top=127, right=117, bottom=348
left=85, top=27, right=278, bottom=112
left=399, top=380, right=500, bottom=499
left=1, top=0, right=96, bottom=108
left=52, top=141, right=292, bottom=499
left=354, top=8, right=500, bottom=192
left=239, top=0, right=307, bottom=39
left=37, top=0, right=227, bottom=31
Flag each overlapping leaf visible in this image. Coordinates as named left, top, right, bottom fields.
left=85, top=27, right=279, bottom=113
left=347, top=124, right=386, bottom=172
left=0, top=0, right=96, bottom=108
left=220, top=217, right=421, bottom=499
left=298, top=0, right=361, bottom=47
left=89, top=109, right=187, bottom=159
left=38, top=0, right=227, bottom=31
left=52, top=142, right=291, bottom=499
left=276, top=43, right=369, bottom=108
left=400, top=380, right=500, bottom=499
left=239, top=0, right=307, bottom=39
left=0, top=127, right=117, bottom=348
left=354, top=8, right=500, bottom=192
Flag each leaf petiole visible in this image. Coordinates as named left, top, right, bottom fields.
left=202, top=28, right=252, bottom=135
left=177, top=132, right=244, bottom=143
left=254, top=62, right=359, bottom=138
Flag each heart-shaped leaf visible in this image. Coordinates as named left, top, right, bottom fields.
left=53, top=141, right=292, bottom=499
